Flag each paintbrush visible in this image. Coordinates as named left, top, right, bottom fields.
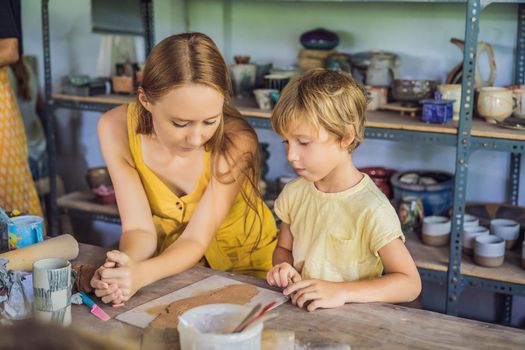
left=231, top=302, right=262, bottom=333
left=234, top=300, right=278, bottom=333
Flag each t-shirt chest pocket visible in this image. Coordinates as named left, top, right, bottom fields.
left=324, top=233, right=367, bottom=274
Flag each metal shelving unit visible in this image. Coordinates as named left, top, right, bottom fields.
left=42, top=0, right=525, bottom=325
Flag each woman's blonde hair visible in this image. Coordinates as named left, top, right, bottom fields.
left=272, top=68, right=367, bottom=152
left=135, top=32, right=264, bottom=250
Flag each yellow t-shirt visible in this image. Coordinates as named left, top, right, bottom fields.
left=274, top=174, right=404, bottom=282
left=127, top=103, right=277, bottom=279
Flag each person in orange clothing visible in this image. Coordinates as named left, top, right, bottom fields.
left=0, top=0, right=42, bottom=217
left=90, top=33, right=277, bottom=306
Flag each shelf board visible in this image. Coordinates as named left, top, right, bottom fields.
left=53, top=93, right=134, bottom=105
left=52, top=94, right=525, bottom=143
left=57, top=191, right=119, bottom=217
left=405, top=231, right=525, bottom=286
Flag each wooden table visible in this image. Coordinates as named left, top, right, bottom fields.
left=71, top=244, right=525, bottom=350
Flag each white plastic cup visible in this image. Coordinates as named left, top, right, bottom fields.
left=178, top=304, right=263, bottom=350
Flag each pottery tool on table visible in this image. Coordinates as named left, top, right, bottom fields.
left=0, top=234, right=79, bottom=271
left=79, top=292, right=111, bottom=321
left=233, top=300, right=278, bottom=333
left=116, top=275, right=288, bottom=329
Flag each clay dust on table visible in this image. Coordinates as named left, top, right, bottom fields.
left=147, top=283, right=259, bottom=328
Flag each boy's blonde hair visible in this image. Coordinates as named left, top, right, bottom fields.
left=271, top=68, right=367, bottom=152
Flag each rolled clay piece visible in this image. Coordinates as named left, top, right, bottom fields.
left=72, top=263, right=98, bottom=293
left=0, top=234, right=79, bottom=271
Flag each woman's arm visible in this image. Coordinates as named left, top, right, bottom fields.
left=97, top=105, right=158, bottom=261
left=284, top=238, right=422, bottom=311
left=0, top=38, right=19, bottom=67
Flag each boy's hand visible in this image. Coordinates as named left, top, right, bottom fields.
left=283, top=279, right=347, bottom=311
left=266, top=262, right=301, bottom=288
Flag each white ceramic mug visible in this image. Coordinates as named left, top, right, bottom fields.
left=477, top=87, right=516, bottom=123
left=32, top=258, right=72, bottom=326
left=438, top=84, right=461, bottom=121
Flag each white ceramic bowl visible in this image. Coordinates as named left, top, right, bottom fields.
left=463, top=225, right=489, bottom=250
left=422, top=216, right=451, bottom=236
left=474, top=235, right=506, bottom=257
left=463, top=214, right=479, bottom=228
left=474, top=235, right=506, bottom=268
left=490, top=218, right=520, bottom=240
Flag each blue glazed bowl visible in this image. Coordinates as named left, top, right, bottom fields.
left=391, top=170, right=454, bottom=216
left=300, top=28, right=339, bottom=50
left=420, top=92, right=455, bottom=124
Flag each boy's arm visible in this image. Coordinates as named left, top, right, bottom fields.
left=341, top=238, right=421, bottom=303
left=284, top=238, right=421, bottom=311
left=272, top=222, right=294, bottom=266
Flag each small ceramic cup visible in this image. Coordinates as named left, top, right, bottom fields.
left=422, top=216, right=451, bottom=246
left=437, top=84, right=462, bottom=121
left=490, top=218, right=520, bottom=249
left=462, top=225, right=489, bottom=255
left=463, top=214, right=479, bottom=229
left=253, top=89, right=278, bottom=111
left=474, top=235, right=506, bottom=267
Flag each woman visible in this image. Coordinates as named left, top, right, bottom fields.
left=91, top=33, right=277, bottom=305
left=0, top=0, right=42, bottom=217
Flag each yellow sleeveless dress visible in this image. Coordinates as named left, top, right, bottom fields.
left=0, top=66, right=42, bottom=217
left=127, top=103, right=277, bottom=279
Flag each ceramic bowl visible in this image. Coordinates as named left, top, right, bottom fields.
left=463, top=214, right=480, bottom=229
left=392, top=79, right=438, bottom=105
left=300, top=28, right=339, bottom=50
left=462, top=225, right=489, bottom=255
left=85, top=167, right=116, bottom=205
left=422, top=216, right=451, bottom=246
left=490, top=218, right=520, bottom=249
left=474, top=235, right=506, bottom=267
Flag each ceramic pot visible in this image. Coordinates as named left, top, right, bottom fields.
left=351, top=51, right=399, bottom=86
left=474, top=235, right=505, bottom=267
left=477, top=87, right=516, bottom=123
left=231, top=64, right=256, bottom=98
left=391, top=170, right=453, bottom=216
left=513, top=88, right=525, bottom=118
left=253, top=89, right=278, bottom=111
left=422, top=216, right=451, bottom=246
left=462, top=225, right=489, bottom=255
left=490, top=218, right=520, bottom=249
left=419, top=92, right=454, bottom=124
left=360, top=167, right=395, bottom=199
left=392, top=79, right=438, bottom=106
left=437, top=84, right=462, bottom=121
left=300, top=28, right=339, bottom=50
